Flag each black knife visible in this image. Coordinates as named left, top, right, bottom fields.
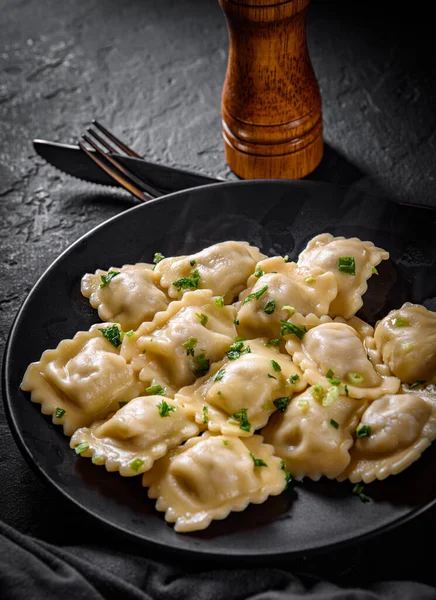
left=33, top=140, right=223, bottom=197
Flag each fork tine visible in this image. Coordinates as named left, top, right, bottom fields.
left=92, top=120, right=142, bottom=158
left=83, top=132, right=161, bottom=198
left=79, top=138, right=149, bottom=202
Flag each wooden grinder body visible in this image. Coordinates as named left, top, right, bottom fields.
left=219, top=0, right=323, bottom=179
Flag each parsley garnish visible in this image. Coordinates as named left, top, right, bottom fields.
left=337, top=256, right=356, bottom=275
left=280, top=321, right=306, bottom=339
left=249, top=452, right=267, bottom=468
left=330, top=419, right=339, bottom=429
left=195, top=312, right=209, bottom=327
left=157, top=400, right=176, bottom=417
left=118, top=401, right=128, bottom=408
left=273, top=397, right=291, bottom=412
left=55, top=407, right=66, bottom=419
left=99, top=271, right=120, bottom=288
left=254, top=267, right=264, bottom=278
left=130, top=458, right=144, bottom=472
left=99, top=324, right=122, bottom=348
left=202, top=406, right=209, bottom=424
left=271, top=360, right=281, bottom=372
left=281, top=460, right=292, bottom=488
left=193, top=352, right=210, bottom=377
left=215, top=295, right=224, bottom=307
left=356, top=425, right=371, bottom=438
left=409, top=380, right=426, bottom=389
left=353, top=483, right=370, bottom=502
left=182, top=336, right=198, bottom=356
left=263, top=299, right=276, bottom=314
left=226, top=340, right=251, bottom=360
left=153, top=252, right=165, bottom=268
left=289, top=374, right=300, bottom=384
left=265, top=338, right=282, bottom=347
left=231, top=408, right=251, bottom=432
left=172, top=269, right=200, bottom=291
left=75, top=441, right=89, bottom=455
left=214, top=368, right=226, bottom=382
left=243, top=285, right=268, bottom=304
left=146, top=384, right=166, bottom=396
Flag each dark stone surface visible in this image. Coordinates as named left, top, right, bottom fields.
left=1, top=0, right=436, bottom=589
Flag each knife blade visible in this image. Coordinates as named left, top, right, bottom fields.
left=33, top=140, right=223, bottom=197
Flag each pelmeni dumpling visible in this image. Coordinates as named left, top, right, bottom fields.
left=81, top=263, right=169, bottom=331
left=20, top=324, right=143, bottom=436
left=285, top=321, right=400, bottom=400
left=176, top=338, right=306, bottom=436
left=142, top=432, right=287, bottom=532
left=297, top=234, right=389, bottom=319
left=262, top=387, right=368, bottom=480
left=337, top=393, right=436, bottom=483
left=373, top=303, right=436, bottom=384
left=236, top=258, right=338, bottom=339
left=70, top=396, right=199, bottom=476
left=154, top=241, right=266, bottom=302
left=121, top=290, right=237, bottom=389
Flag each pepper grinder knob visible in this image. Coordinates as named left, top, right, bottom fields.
left=218, top=0, right=323, bottom=179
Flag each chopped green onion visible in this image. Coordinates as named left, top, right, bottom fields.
left=99, top=271, right=120, bottom=288
left=371, top=266, right=379, bottom=275
left=243, top=285, right=268, bottom=304
left=323, top=386, right=339, bottom=406
left=153, top=252, right=165, bottom=267
left=273, top=397, right=291, bottom=413
left=394, top=317, right=409, bottom=327
left=263, top=299, right=276, bottom=314
left=347, top=372, right=364, bottom=385
left=146, top=384, right=166, bottom=396
left=297, top=398, right=309, bottom=409
left=99, top=324, right=122, bottom=348
left=271, top=360, right=281, bottom=372
left=330, top=419, right=339, bottom=429
left=157, top=400, right=176, bottom=417
left=231, top=408, right=251, bottom=432
left=190, top=259, right=196, bottom=267
left=214, top=368, right=226, bottom=382
left=226, top=340, right=251, bottom=360
left=409, top=380, right=426, bottom=390
left=304, top=275, right=316, bottom=284
left=353, top=483, right=370, bottom=502
left=280, top=320, right=306, bottom=339
left=356, top=424, right=371, bottom=438
left=267, top=374, right=277, bottom=380
left=202, top=406, right=209, bottom=424
left=249, top=452, right=267, bottom=467
left=289, top=374, right=300, bottom=384
left=337, top=256, right=356, bottom=275
left=265, top=338, right=282, bottom=347
left=55, top=407, right=66, bottom=419
left=130, top=458, right=144, bottom=472
left=215, top=295, right=224, bottom=307
left=222, top=440, right=231, bottom=446
left=311, top=385, right=326, bottom=402
left=193, top=352, right=210, bottom=377
left=283, top=255, right=289, bottom=263
left=233, top=319, right=239, bottom=325
left=217, top=391, right=222, bottom=396
left=344, top=384, right=349, bottom=397
left=195, top=312, right=209, bottom=327
left=125, top=330, right=135, bottom=337
left=254, top=267, right=264, bottom=278
left=326, top=369, right=334, bottom=379
left=75, top=441, right=89, bottom=455
left=172, top=269, right=200, bottom=291
left=182, top=336, right=198, bottom=356
left=92, top=455, right=104, bottom=465
left=282, top=305, right=296, bottom=315
left=281, top=460, right=292, bottom=488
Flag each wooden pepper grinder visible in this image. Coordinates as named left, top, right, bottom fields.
left=218, top=0, right=323, bottom=179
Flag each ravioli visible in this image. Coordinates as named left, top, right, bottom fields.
left=81, top=263, right=169, bottom=330
left=262, top=387, right=367, bottom=480
left=372, top=303, right=436, bottom=384
left=176, top=338, right=306, bottom=436
left=70, top=396, right=199, bottom=476
left=154, top=241, right=265, bottom=302
left=20, top=324, right=143, bottom=436
left=297, top=234, right=389, bottom=319
left=142, top=432, right=287, bottom=532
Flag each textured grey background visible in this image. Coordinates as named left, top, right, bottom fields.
left=1, top=0, right=436, bottom=575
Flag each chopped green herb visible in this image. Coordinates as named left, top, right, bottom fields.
left=271, top=360, right=281, bottom=372
left=226, top=340, right=251, bottom=360
left=234, top=336, right=245, bottom=342
left=222, top=439, right=230, bottom=446
left=282, top=305, right=296, bottom=315
left=371, top=266, right=379, bottom=275
left=356, top=424, right=371, bottom=438
left=195, top=312, right=209, bottom=327
left=55, top=407, right=66, bottom=419
left=304, top=275, right=316, bottom=284
left=215, top=295, right=224, bottom=307
left=289, top=374, right=300, bottom=384
left=311, top=384, right=326, bottom=402
left=344, top=384, right=349, bottom=397
left=409, top=380, right=426, bottom=390
left=283, top=255, right=289, bottom=263
left=273, top=397, right=291, bottom=412
left=265, top=338, right=282, bottom=347
left=394, top=317, right=409, bottom=327
left=281, top=460, right=292, bottom=488
left=217, top=390, right=222, bottom=396
left=157, top=400, right=176, bottom=417
left=254, top=267, right=264, bottom=278
left=190, top=259, right=196, bottom=267
left=330, top=419, right=339, bottom=429
left=243, top=285, right=268, bottom=304
left=92, top=455, right=104, bottom=465
left=347, top=372, right=364, bottom=385
left=75, top=441, right=89, bottom=455
left=337, top=256, right=356, bottom=275
left=118, top=401, right=128, bottom=409
left=280, top=320, right=306, bottom=339
left=146, top=384, right=166, bottom=396
left=99, top=324, right=122, bottom=348
left=353, top=483, right=370, bottom=502
left=326, top=369, right=335, bottom=379
left=263, top=299, right=276, bottom=314
left=202, top=405, right=209, bottom=424
left=172, top=269, right=200, bottom=291
left=233, top=319, right=239, bottom=325
left=125, top=330, right=135, bottom=337
left=249, top=452, right=267, bottom=467
left=193, top=352, right=210, bottom=377
left=153, top=252, right=165, bottom=267
left=99, top=270, right=120, bottom=288
left=182, top=336, right=198, bottom=356
left=323, top=386, right=339, bottom=406
left=328, top=377, right=341, bottom=386
left=231, top=408, right=251, bottom=432
left=268, top=373, right=277, bottom=380
left=297, top=398, right=309, bottom=409
left=214, top=368, right=226, bottom=382
left=130, top=458, right=144, bottom=472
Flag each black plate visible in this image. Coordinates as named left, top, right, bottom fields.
left=3, top=180, right=436, bottom=560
